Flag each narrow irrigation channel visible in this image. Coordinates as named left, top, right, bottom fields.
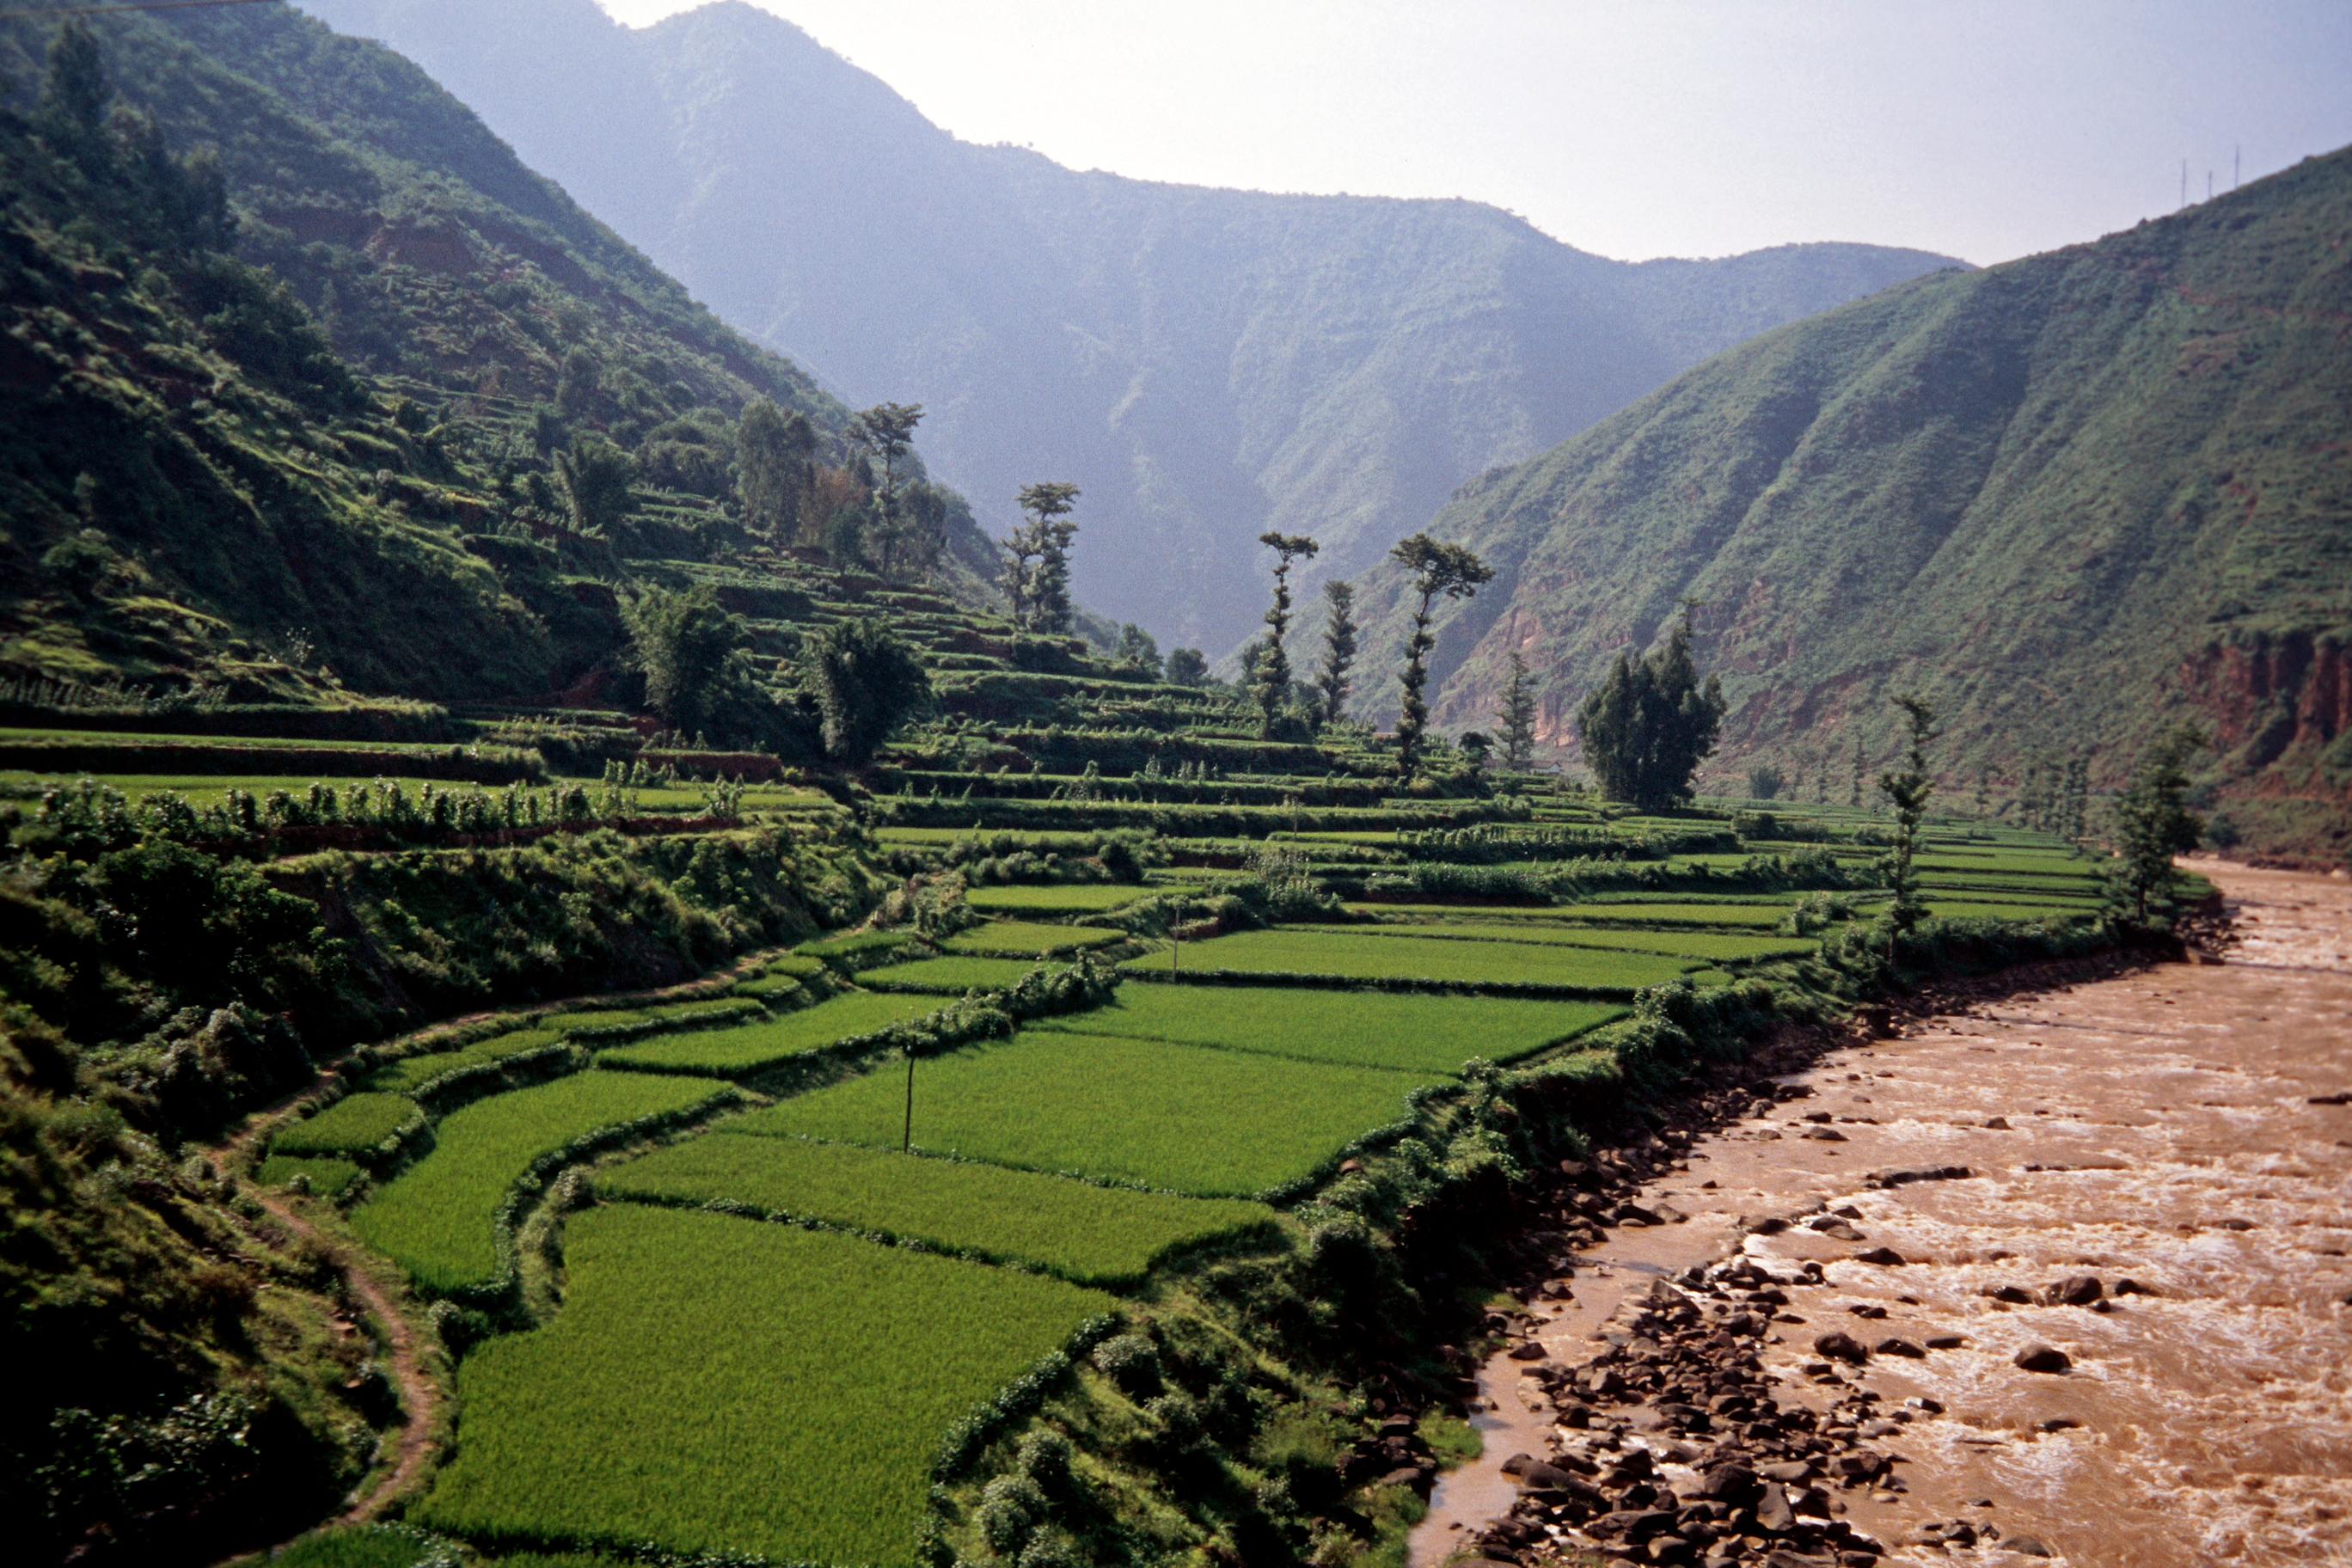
left=1415, top=862, right=2352, bottom=1568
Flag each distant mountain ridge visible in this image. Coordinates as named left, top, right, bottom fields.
left=1344, top=145, right=2352, bottom=862
left=298, top=0, right=1966, bottom=655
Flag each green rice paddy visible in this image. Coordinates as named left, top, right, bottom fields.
left=602, top=1134, right=1276, bottom=1287
left=595, top=992, right=948, bottom=1076
left=412, top=1206, right=1109, bottom=1566
left=353, top=1071, right=730, bottom=1295
left=1031, top=984, right=1624, bottom=1074
left=733, top=1032, right=1444, bottom=1198
left=939, top=920, right=1124, bottom=956
left=1118, top=927, right=1694, bottom=992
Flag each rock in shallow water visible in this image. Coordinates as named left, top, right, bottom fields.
left=2012, top=1342, right=2073, bottom=1373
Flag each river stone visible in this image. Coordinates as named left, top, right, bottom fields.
left=2005, top=1535, right=2055, bottom=1556
left=1691, top=1462, right=1758, bottom=1502
left=1984, top=1283, right=2034, bottom=1304
left=1507, top=1341, right=1547, bottom=1360
left=1499, top=1452, right=1534, bottom=1475
left=1802, top=1127, right=1849, bottom=1142
left=2012, top=1343, right=2073, bottom=1373
left=1810, top=1220, right=1865, bottom=1240
left=1925, top=1333, right=1967, bottom=1350
left=2047, top=1275, right=2104, bottom=1306
left=1814, top=1332, right=1871, bottom=1364
left=1758, top=1461, right=1816, bottom=1484
left=2112, top=1277, right=2160, bottom=1296
left=1755, top=1482, right=1798, bottom=1533
left=1983, top=1116, right=2012, bottom=1130
left=1874, top=1337, right=1926, bottom=1358
left=1853, top=1246, right=1907, bottom=1265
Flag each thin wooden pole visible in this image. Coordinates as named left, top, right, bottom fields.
left=903, top=1049, right=915, bottom=1152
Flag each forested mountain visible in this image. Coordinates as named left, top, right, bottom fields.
left=297, top=0, right=1963, bottom=657
left=1346, top=146, right=2352, bottom=861
left=0, top=1, right=992, bottom=706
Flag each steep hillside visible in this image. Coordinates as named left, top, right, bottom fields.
left=297, top=0, right=1963, bottom=656
left=1350, top=147, right=2352, bottom=862
left=0, top=3, right=997, bottom=705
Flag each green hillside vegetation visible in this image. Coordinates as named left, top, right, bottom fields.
left=1350, top=146, right=2352, bottom=861
left=0, top=4, right=1001, bottom=719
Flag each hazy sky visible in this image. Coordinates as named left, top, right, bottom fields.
left=592, top=0, right=2351, bottom=266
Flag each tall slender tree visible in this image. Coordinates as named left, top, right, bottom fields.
left=1314, top=579, right=1358, bottom=726
left=1388, top=534, right=1493, bottom=778
left=1496, top=650, right=1538, bottom=769
left=1876, top=694, right=1939, bottom=944
left=1250, top=531, right=1319, bottom=735
left=1011, top=481, right=1081, bottom=633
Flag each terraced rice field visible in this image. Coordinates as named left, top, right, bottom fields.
left=353, top=1071, right=730, bottom=1295
left=602, top=1134, right=1277, bottom=1286
left=939, top=920, right=1124, bottom=956
left=1118, top=928, right=1694, bottom=993
left=733, top=1032, right=1444, bottom=1197
left=860, top=956, right=1075, bottom=993
left=413, top=1206, right=1110, bottom=1565
left=270, top=1092, right=420, bottom=1155
left=364, top=1026, right=570, bottom=1093
left=965, top=883, right=1154, bottom=913
left=1028, top=984, right=1624, bottom=1074
left=1351, top=922, right=1818, bottom=964
left=1549, top=902, right=1792, bottom=928
left=596, top=992, right=949, bottom=1075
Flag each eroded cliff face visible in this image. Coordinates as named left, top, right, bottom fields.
left=2182, top=630, right=2352, bottom=774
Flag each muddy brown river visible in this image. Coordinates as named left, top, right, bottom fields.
left=1413, top=861, right=2352, bottom=1567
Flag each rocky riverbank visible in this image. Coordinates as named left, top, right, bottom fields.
left=1418, top=863, right=2352, bottom=1568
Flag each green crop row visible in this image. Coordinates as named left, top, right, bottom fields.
left=364, top=1026, right=573, bottom=1096
left=939, top=921, right=1124, bottom=958
left=601, top=1135, right=1277, bottom=1288
left=353, top=1070, right=733, bottom=1298
left=270, top=1092, right=424, bottom=1158
left=861, top=957, right=1077, bottom=995
left=1118, top=928, right=1694, bottom=994
left=412, top=1206, right=1110, bottom=1566
left=795, top=929, right=922, bottom=959
left=1550, top=901, right=1792, bottom=928
left=555, top=998, right=768, bottom=1043
left=593, top=991, right=952, bottom=1076
left=1027, top=984, right=1624, bottom=1076
left=965, top=883, right=1154, bottom=913
left=1351, top=921, right=1819, bottom=964
left=733, top=1032, right=1448, bottom=1199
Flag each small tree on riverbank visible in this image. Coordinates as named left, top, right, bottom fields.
left=2108, top=725, right=2206, bottom=922
left=1877, top=694, right=1938, bottom=942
